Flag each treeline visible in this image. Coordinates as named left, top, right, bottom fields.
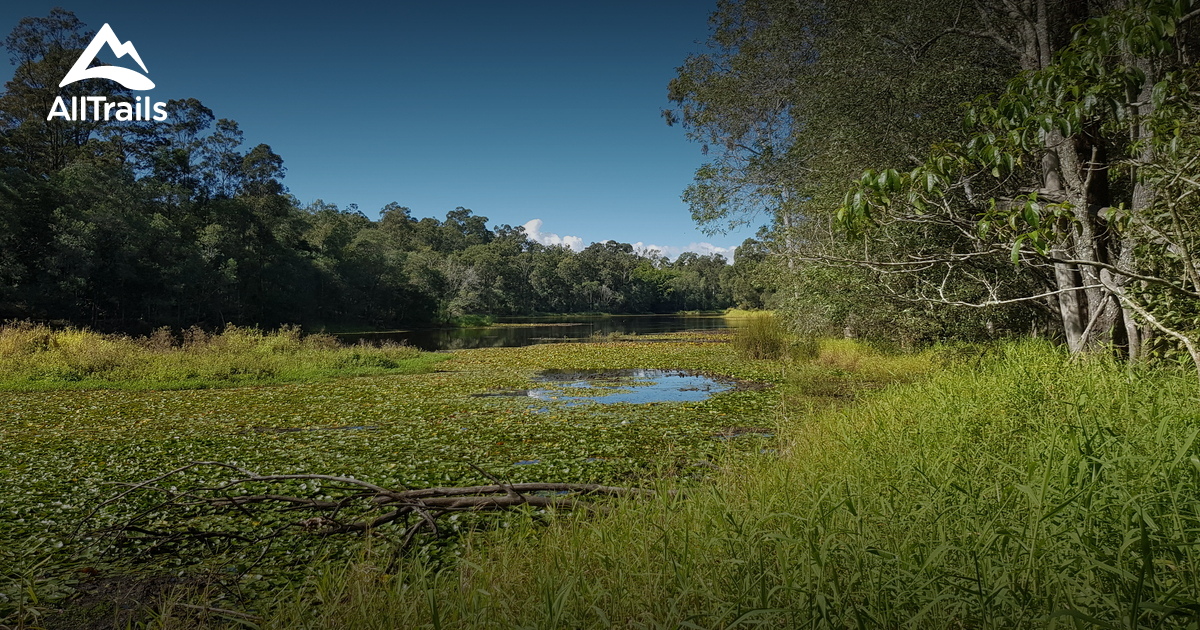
left=0, top=10, right=757, bottom=332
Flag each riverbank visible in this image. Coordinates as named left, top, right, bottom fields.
left=335, top=313, right=735, bottom=351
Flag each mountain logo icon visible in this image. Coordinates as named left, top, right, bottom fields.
left=59, top=23, right=154, bottom=90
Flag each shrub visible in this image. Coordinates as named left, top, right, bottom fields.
left=0, top=321, right=54, bottom=357
left=732, top=315, right=788, bottom=360
left=143, top=327, right=176, bottom=351
left=0, top=323, right=439, bottom=390
left=450, top=314, right=495, bottom=327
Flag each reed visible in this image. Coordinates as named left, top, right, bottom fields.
left=0, top=322, right=444, bottom=390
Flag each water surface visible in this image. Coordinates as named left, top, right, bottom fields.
left=478, top=368, right=734, bottom=406
left=338, top=314, right=729, bottom=351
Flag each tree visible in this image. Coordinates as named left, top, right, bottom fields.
left=666, top=0, right=1037, bottom=340
left=0, top=9, right=127, bottom=176
left=842, top=0, right=1200, bottom=372
left=0, top=8, right=758, bottom=332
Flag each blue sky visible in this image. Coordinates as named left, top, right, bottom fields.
left=1, top=1, right=761, bottom=259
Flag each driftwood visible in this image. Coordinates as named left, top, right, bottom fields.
left=80, top=461, right=653, bottom=558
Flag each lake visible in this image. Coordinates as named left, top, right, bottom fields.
left=337, top=314, right=731, bottom=351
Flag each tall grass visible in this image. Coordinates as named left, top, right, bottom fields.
left=732, top=314, right=819, bottom=362
left=246, top=341, right=1200, bottom=628
left=0, top=322, right=445, bottom=390
left=722, top=307, right=774, bottom=319
left=732, top=314, right=789, bottom=360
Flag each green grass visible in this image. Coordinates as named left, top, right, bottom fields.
left=241, top=341, right=1200, bottom=628
left=730, top=313, right=819, bottom=362
left=16, top=335, right=1200, bottom=628
left=731, top=313, right=789, bottom=360
left=0, top=323, right=447, bottom=390
left=722, top=307, right=774, bottom=319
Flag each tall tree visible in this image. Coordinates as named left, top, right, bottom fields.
left=667, top=0, right=1200, bottom=359
left=0, top=9, right=125, bottom=176
left=842, top=0, right=1200, bottom=370
left=666, top=0, right=1038, bottom=340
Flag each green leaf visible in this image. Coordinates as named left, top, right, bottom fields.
left=977, top=219, right=991, bottom=240
left=1022, top=203, right=1039, bottom=229
left=1152, top=80, right=1168, bottom=110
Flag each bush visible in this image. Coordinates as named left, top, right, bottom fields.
left=0, top=323, right=443, bottom=390
left=790, top=336, right=820, bottom=361
left=732, top=315, right=788, bottom=360
left=449, top=314, right=495, bottom=327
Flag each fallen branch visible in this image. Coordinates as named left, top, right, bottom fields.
left=82, top=461, right=655, bottom=558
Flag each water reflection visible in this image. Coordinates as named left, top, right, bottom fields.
left=480, top=368, right=735, bottom=406
left=336, top=314, right=729, bottom=351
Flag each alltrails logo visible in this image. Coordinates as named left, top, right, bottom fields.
left=46, top=23, right=168, bottom=122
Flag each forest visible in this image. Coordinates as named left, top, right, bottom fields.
left=0, top=9, right=757, bottom=333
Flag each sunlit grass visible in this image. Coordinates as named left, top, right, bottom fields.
left=0, top=322, right=447, bottom=390
left=731, top=313, right=789, bottom=360
left=731, top=313, right=822, bottom=363
left=721, top=307, right=774, bottom=319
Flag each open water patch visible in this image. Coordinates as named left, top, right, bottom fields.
left=520, top=368, right=735, bottom=405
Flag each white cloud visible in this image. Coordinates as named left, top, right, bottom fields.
left=523, top=219, right=584, bottom=251
left=523, top=219, right=736, bottom=262
left=633, top=241, right=737, bottom=262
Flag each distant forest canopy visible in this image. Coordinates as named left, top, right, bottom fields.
left=0, top=10, right=769, bottom=333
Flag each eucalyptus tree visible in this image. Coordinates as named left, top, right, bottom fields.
left=669, top=0, right=1200, bottom=363
left=666, top=0, right=1041, bottom=339
left=842, top=1, right=1200, bottom=371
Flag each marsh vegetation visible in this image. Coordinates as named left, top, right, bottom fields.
left=0, top=322, right=444, bottom=390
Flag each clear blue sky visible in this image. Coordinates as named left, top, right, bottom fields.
left=1, top=1, right=761, bottom=259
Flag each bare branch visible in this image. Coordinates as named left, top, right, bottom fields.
left=1043, top=256, right=1200, bottom=299
left=82, top=462, right=656, bottom=558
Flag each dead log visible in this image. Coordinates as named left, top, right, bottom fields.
left=80, top=461, right=655, bottom=556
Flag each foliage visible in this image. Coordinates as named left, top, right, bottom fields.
left=446, top=314, right=495, bottom=328
left=665, top=0, right=1033, bottom=343
left=0, top=321, right=444, bottom=390
left=731, top=313, right=789, bottom=360
left=720, top=307, right=771, bottom=319
left=837, top=0, right=1200, bottom=366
